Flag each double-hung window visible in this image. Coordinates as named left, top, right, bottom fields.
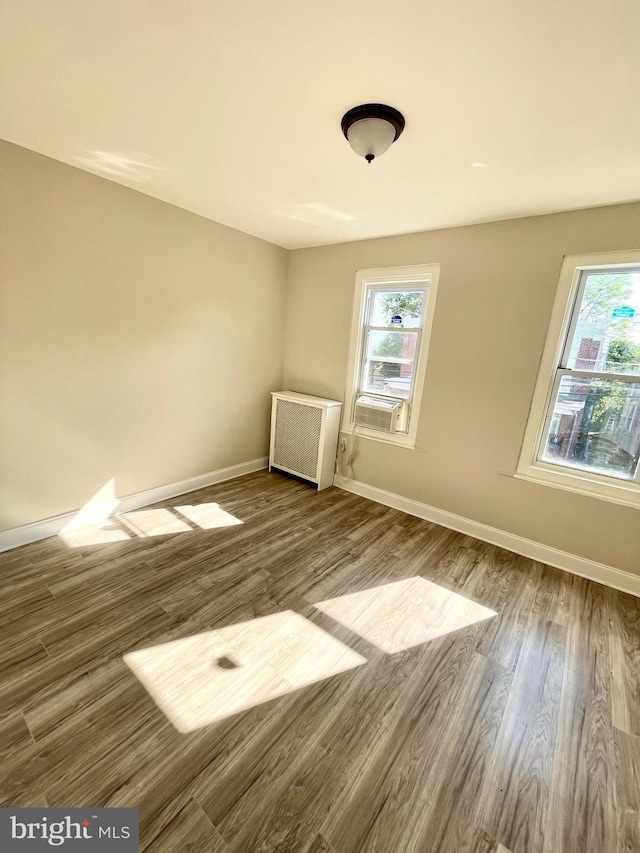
left=518, top=251, right=640, bottom=508
left=343, top=264, right=440, bottom=448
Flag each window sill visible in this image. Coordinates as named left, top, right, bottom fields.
left=341, top=423, right=416, bottom=449
left=512, top=465, right=640, bottom=509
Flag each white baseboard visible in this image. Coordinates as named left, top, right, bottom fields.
left=334, top=475, right=640, bottom=599
left=0, top=458, right=268, bottom=553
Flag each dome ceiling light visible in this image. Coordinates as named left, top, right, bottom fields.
left=341, top=103, right=405, bottom=163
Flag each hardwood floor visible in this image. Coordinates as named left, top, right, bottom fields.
left=0, top=470, right=638, bottom=852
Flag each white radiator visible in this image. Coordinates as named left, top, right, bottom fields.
left=269, top=392, right=343, bottom=490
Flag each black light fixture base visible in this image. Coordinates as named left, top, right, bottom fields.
left=341, top=103, right=405, bottom=142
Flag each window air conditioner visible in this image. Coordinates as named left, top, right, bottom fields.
left=354, top=396, right=408, bottom=433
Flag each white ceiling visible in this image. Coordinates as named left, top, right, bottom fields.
left=2, top=0, right=640, bottom=249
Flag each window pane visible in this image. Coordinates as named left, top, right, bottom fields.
left=540, top=375, right=640, bottom=479
left=370, top=290, right=424, bottom=328
left=366, top=330, right=418, bottom=361
left=567, top=271, right=640, bottom=374
left=362, top=359, right=413, bottom=399
left=362, top=331, right=418, bottom=399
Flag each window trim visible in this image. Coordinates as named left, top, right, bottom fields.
left=342, top=264, right=440, bottom=448
left=516, top=249, right=640, bottom=508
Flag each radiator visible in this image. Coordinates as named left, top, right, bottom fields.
left=269, top=392, right=343, bottom=490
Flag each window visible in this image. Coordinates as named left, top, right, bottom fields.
left=517, top=251, right=640, bottom=508
left=343, top=264, right=440, bottom=447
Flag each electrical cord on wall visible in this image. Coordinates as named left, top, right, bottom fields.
left=337, top=425, right=428, bottom=481
left=340, top=427, right=359, bottom=480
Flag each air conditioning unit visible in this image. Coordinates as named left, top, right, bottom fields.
left=354, top=396, right=408, bottom=433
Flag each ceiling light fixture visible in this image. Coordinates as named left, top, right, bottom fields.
left=341, top=103, right=405, bottom=164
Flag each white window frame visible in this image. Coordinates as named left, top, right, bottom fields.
left=342, top=264, right=440, bottom=448
left=516, top=249, right=640, bottom=509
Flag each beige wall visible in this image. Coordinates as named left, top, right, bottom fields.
left=3, top=136, right=638, bottom=574
left=283, top=204, right=640, bottom=575
left=0, top=141, right=288, bottom=529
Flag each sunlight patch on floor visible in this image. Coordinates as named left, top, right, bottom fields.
left=58, top=518, right=131, bottom=547
left=57, top=479, right=244, bottom=547
left=313, top=576, right=496, bottom=653
left=175, top=503, right=243, bottom=529
left=119, top=508, right=192, bottom=537
left=124, top=611, right=367, bottom=732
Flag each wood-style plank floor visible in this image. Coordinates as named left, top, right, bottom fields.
left=1, top=471, right=638, bottom=852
